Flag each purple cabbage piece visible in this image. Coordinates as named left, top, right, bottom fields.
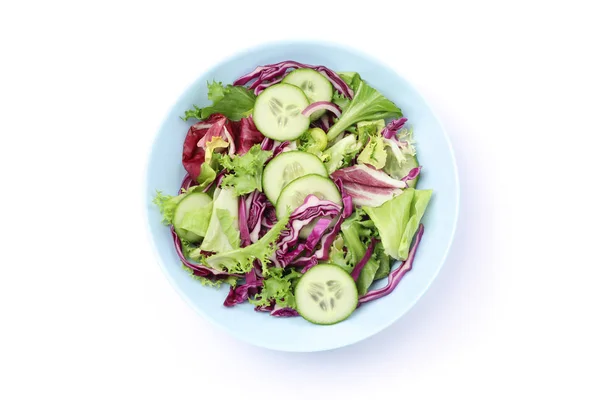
left=254, top=77, right=283, bottom=95
left=270, top=305, right=300, bottom=317
left=401, top=167, right=422, bottom=183
left=260, top=137, right=274, bottom=151
left=274, top=195, right=342, bottom=267
left=262, top=205, right=277, bottom=229
left=238, top=196, right=251, bottom=247
left=298, top=256, right=319, bottom=273
left=272, top=141, right=290, bottom=157
left=381, top=117, right=408, bottom=139
left=224, top=269, right=263, bottom=307
left=171, top=227, right=238, bottom=280
left=359, top=224, right=425, bottom=304
left=288, top=180, right=353, bottom=270
left=351, top=239, right=376, bottom=281
left=233, top=60, right=353, bottom=99
left=304, top=218, right=332, bottom=254
left=245, top=191, right=268, bottom=243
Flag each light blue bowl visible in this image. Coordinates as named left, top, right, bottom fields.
left=145, top=41, right=459, bottom=352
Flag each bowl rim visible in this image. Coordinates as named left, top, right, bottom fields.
left=143, top=39, right=460, bottom=352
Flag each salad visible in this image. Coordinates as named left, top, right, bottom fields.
left=153, top=61, right=432, bottom=325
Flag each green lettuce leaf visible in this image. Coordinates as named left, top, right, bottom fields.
left=180, top=201, right=213, bottom=237
left=182, top=81, right=256, bottom=121
left=200, top=187, right=240, bottom=253
left=297, top=128, right=328, bottom=155
left=357, top=133, right=387, bottom=169
left=321, top=134, right=364, bottom=174
left=327, top=80, right=403, bottom=141
left=363, top=188, right=432, bottom=260
left=373, top=242, right=391, bottom=280
left=220, top=144, right=272, bottom=195
left=250, top=268, right=302, bottom=309
left=153, top=191, right=184, bottom=225
left=332, top=72, right=362, bottom=113
left=340, top=210, right=382, bottom=295
left=204, top=212, right=289, bottom=275
left=328, top=234, right=353, bottom=274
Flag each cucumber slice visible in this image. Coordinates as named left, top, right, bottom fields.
left=276, top=174, right=341, bottom=220
left=276, top=174, right=341, bottom=239
left=253, top=83, right=310, bottom=141
left=283, top=69, right=333, bottom=120
left=172, top=192, right=212, bottom=242
left=262, top=151, right=328, bottom=205
left=295, top=263, right=358, bottom=325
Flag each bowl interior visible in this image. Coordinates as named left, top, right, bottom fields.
left=145, top=41, right=459, bottom=352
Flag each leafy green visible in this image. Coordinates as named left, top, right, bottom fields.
left=182, top=265, right=238, bottom=288
left=182, top=81, right=256, bottom=121
left=152, top=186, right=205, bottom=225
left=358, top=134, right=387, bottom=169
left=180, top=201, right=213, bottom=237
left=328, top=234, right=353, bottom=274
left=207, top=80, right=226, bottom=102
left=200, top=187, right=240, bottom=253
left=332, top=72, right=363, bottom=113
left=250, top=268, right=302, bottom=308
left=153, top=191, right=184, bottom=225
left=338, top=71, right=362, bottom=92
left=321, top=134, right=363, bottom=174
left=363, top=188, right=432, bottom=260
left=220, top=144, right=272, bottom=196
left=357, top=119, right=385, bottom=145
left=297, top=128, right=328, bottom=155
left=373, top=242, right=391, bottom=280
left=204, top=212, right=290, bottom=275
left=340, top=210, right=383, bottom=295
left=327, top=79, right=403, bottom=141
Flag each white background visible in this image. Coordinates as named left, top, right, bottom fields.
left=1, top=0, right=599, bottom=398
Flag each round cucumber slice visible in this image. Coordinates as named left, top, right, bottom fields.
left=173, top=192, right=212, bottom=242
left=283, top=69, right=333, bottom=121
left=295, top=263, right=358, bottom=325
left=262, top=151, right=328, bottom=205
left=276, top=174, right=341, bottom=220
left=276, top=174, right=341, bottom=239
left=253, top=83, right=310, bottom=141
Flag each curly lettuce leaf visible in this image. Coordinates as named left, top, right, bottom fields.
left=321, top=134, right=364, bottom=174
left=363, top=188, right=432, bottom=260
left=182, top=81, right=256, bottom=121
left=327, top=80, right=403, bottom=141
left=200, top=187, right=240, bottom=253
left=250, top=268, right=302, bottom=309
left=204, top=212, right=289, bottom=275
left=220, top=144, right=272, bottom=195
left=153, top=191, right=184, bottom=225
left=297, top=128, right=328, bottom=156
left=152, top=186, right=205, bottom=225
